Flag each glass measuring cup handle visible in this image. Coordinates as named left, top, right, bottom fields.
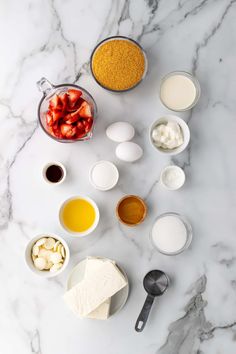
left=135, top=294, right=155, bottom=332
left=37, top=77, right=55, bottom=96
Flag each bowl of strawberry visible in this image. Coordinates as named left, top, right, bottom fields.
left=37, top=77, right=97, bottom=142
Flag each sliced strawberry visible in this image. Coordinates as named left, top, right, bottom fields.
left=49, top=95, right=62, bottom=110
left=84, top=120, right=93, bottom=133
left=59, top=93, right=69, bottom=111
left=47, top=125, right=54, bottom=135
left=87, top=117, right=93, bottom=123
left=67, top=97, right=85, bottom=112
left=60, top=123, right=71, bottom=135
left=78, top=101, right=92, bottom=118
left=51, top=109, right=64, bottom=122
left=76, top=130, right=87, bottom=139
left=77, top=121, right=84, bottom=131
left=60, top=124, right=77, bottom=139
left=64, top=115, right=75, bottom=125
left=47, top=123, right=63, bottom=139
left=46, top=112, right=53, bottom=126
left=64, top=110, right=80, bottom=124
left=52, top=122, right=63, bottom=138
left=67, top=89, right=82, bottom=107
left=53, top=129, right=64, bottom=139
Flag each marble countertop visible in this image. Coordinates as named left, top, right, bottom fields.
left=1, top=0, right=236, bottom=353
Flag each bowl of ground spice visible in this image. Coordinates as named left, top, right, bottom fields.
left=90, top=36, right=148, bottom=92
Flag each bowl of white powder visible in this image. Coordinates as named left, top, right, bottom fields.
left=150, top=212, right=192, bottom=255
left=160, top=165, right=185, bottom=190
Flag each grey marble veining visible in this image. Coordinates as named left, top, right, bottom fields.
left=0, top=0, right=236, bottom=353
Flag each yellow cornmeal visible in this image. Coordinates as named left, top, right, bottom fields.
left=61, top=198, right=96, bottom=233
left=92, top=39, right=145, bottom=91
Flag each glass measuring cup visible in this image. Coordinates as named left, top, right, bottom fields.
left=37, top=77, right=98, bottom=143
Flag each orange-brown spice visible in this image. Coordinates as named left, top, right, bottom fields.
left=92, top=39, right=145, bottom=91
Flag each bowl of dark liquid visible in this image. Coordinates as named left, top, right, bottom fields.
left=42, top=162, right=66, bottom=185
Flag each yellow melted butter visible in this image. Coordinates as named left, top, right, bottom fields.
left=61, top=199, right=96, bottom=233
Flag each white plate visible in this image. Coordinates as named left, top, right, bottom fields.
left=66, top=257, right=129, bottom=317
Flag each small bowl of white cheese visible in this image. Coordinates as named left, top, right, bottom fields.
left=149, top=115, right=190, bottom=155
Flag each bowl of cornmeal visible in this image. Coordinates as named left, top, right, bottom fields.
left=90, top=36, right=148, bottom=92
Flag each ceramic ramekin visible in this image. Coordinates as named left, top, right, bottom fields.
left=59, top=196, right=100, bottom=237
left=42, top=161, right=67, bottom=185
left=160, top=165, right=186, bottom=190
left=149, top=115, right=190, bottom=156
left=89, top=160, right=119, bottom=191
left=25, top=233, right=70, bottom=278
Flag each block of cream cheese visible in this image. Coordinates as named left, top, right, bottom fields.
left=64, top=260, right=127, bottom=317
left=86, top=298, right=110, bottom=320
left=85, top=258, right=112, bottom=320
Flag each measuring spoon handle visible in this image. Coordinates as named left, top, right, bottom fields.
left=135, top=294, right=155, bottom=332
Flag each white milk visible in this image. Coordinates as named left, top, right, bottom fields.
left=160, top=74, right=197, bottom=111
left=151, top=215, right=188, bottom=254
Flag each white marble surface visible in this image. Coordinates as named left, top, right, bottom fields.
left=1, top=0, right=236, bottom=353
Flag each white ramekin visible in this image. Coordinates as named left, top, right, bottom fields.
left=160, top=165, right=186, bottom=190
left=42, top=161, right=66, bottom=185
left=59, top=196, right=100, bottom=237
left=89, top=160, right=119, bottom=191
left=25, top=233, right=70, bottom=278
left=149, top=115, right=190, bottom=156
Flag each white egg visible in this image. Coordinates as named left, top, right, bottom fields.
left=116, top=142, right=143, bottom=162
left=106, top=122, right=135, bottom=142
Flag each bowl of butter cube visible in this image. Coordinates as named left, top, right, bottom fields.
left=25, top=234, right=70, bottom=277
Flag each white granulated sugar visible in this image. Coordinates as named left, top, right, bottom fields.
left=91, top=161, right=118, bottom=190
left=151, top=215, right=187, bottom=254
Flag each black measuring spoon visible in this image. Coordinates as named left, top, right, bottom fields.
left=135, top=270, right=169, bottom=332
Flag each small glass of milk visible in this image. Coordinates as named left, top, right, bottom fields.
left=160, top=71, right=200, bottom=111
left=150, top=212, right=192, bottom=255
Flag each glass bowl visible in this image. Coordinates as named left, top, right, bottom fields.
left=159, top=71, right=201, bottom=111
left=150, top=212, right=192, bottom=256
left=90, top=36, right=148, bottom=93
left=37, top=77, right=98, bottom=143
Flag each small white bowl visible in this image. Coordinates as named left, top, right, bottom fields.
left=42, top=161, right=66, bottom=185
left=25, top=233, right=70, bottom=278
left=59, top=196, right=100, bottom=237
left=149, top=115, right=190, bottom=156
left=89, top=160, right=119, bottom=191
left=160, top=165, right=185, bottom=190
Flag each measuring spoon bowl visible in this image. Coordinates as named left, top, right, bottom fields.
left=135, top=270, right=169, bottom=332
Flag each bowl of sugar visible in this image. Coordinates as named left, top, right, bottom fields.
left=150, top=212, right=192, bottom=255
left=89, top=160, right=119, bottom=191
